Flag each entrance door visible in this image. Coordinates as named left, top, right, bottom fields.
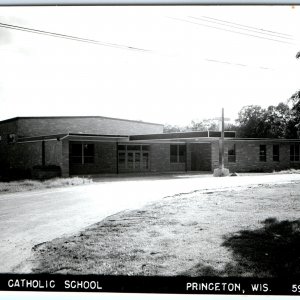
left=118, top=145, right=150, bottom=172
left=127, top=151, right=141, bottom=170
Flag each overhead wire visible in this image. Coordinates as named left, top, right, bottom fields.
left=189, top=16, right=295, bottom=41
left=199, top=15, right=293, bottom=38
left=167, top=16, right=296, bottom=69
left=168, top=17, right=296, bottom=45
left=0, top=22, right=150, bottom=52
left=0, top=18, right=289, bottom=71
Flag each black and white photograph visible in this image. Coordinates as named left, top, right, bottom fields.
left=1, top=4, right=300, bottom=295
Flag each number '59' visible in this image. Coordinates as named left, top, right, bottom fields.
left=292, top=285, right=300, bottom=292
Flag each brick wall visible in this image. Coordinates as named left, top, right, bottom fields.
left=190, top=143, right=211, bottom=171
left=61, top=140, right=69, bottom=177
left=0, top=142, right=42, bottom=169
left=211, top=140, right=300, bottom=172
left=170, top=163, right=186, bottom=172
left=150, top=144, right=170, bottom=172
left=0, top=140, right=63, bottom=171
left=45, top=140, right=63, bottom=167
left=150, top=143, right=188, bottom=172
left=14, top=117, right=163, bottom=137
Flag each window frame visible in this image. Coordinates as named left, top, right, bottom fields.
left=290, top=144, right=300, bottom=162
left=170, top=144, right=186, bottom=163
left=70, top=142, right=95, bottom=165
left=228, top=144, right=236, bottom=163
left=259, top=145, right=267, bottom=162
left=273, top=144, right=280, bottom=162
left=117, top=144, right=150, bottom=170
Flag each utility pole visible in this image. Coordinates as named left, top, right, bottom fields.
left=219, top=107, right=225, bottom=169
left=213, top=107, right=229, bottom=177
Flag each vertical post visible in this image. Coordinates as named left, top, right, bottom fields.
left=116, top=141, right=119, bottom=174
left=42, top=140, right=45, bottom=166
left=185, top=142, right=188, bottom=172
left=214, top=108, right=229, bottom=177
left=81, top=143, right=84, bottom=165
left=221, top=107, right=224, bottom=169
left=219, top=108, right=225, bottom=169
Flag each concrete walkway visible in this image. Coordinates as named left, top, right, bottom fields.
left=0, top=172, right=300, bottom=273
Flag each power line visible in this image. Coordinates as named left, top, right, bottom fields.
left=169, top=17, right=295, bottom=45
left=189, top=16, right=295, bottom=41
left=0, top=22, right=149, bottom=52
left=205, top=58, right=248, bottom=67
left=200, top=15, right=293, bottom=38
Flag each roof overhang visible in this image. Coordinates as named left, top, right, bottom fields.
left=17, top=133, right=129, bottom=143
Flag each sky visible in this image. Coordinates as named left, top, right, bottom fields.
left=0, top=5, right=300, bottom=126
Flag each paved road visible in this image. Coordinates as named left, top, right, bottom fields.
left=1, top=173, right=300, bottom=273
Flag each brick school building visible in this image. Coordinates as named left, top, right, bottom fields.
left=0, top=116, right=299, bottom=178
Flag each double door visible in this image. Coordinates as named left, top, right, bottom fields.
left=126, top=151, right=149, bottom=170
left=118, top=145, right=150, bottom=171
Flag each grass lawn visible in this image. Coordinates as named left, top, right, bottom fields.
left=31, top=181, right=300, bottom=277
left=0, top=177, right=92, bottom=194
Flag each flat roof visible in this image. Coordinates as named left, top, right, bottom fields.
left=14, top=132, right=300, bottom=143
left=130, top=131, right=236, bottom=141
left=225, top=138, right=300, bottom=142
left=0, top=116, right=163, bottom=126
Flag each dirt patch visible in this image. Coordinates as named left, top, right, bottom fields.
left=30, top=182, right=300, bottom=277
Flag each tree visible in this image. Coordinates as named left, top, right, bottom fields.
left=189, top=119, right=219, bottom=131
left=225, top=123, right=240, bottom=132
left=235, top=103, right=293, bottom=138
left=235, top=105, right=266, bottom=138
left=163, top=124, right=186, bottom=133
left=287, top=90, right=300, bottom=138
left=264, top=103, right=292, bottom=138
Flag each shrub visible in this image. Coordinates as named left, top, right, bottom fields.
left=31, top=165, right=62, bottom=180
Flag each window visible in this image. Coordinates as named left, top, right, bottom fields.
left=259, top=145, right=267, bottom=162
left=83, top=144, right=95, bottom=164
left=70, top=143, right=95, bottom=164
left=118, top=145, right=126, bottom=151
left=290, top=144, right=300, bottom=162
left=228, top=144, right=236, bottom=163
left=127, top=145, right=141, bottom=151
left=118, top=152, right=126, bottom=167
left=273, top=145, right=280, bottom=162
left=170, top=145, right=178, bottom=163
left=170, top=144, right=186, bottom=163
left=142, top=152, right=149, bottom=168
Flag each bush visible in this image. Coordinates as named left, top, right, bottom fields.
left=31, top=165, right=62, bottom=180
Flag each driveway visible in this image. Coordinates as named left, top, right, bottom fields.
left=1, top=172, right=300, bottom=273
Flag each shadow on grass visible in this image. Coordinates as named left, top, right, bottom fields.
left=183, top=218, right=300, bottom=277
